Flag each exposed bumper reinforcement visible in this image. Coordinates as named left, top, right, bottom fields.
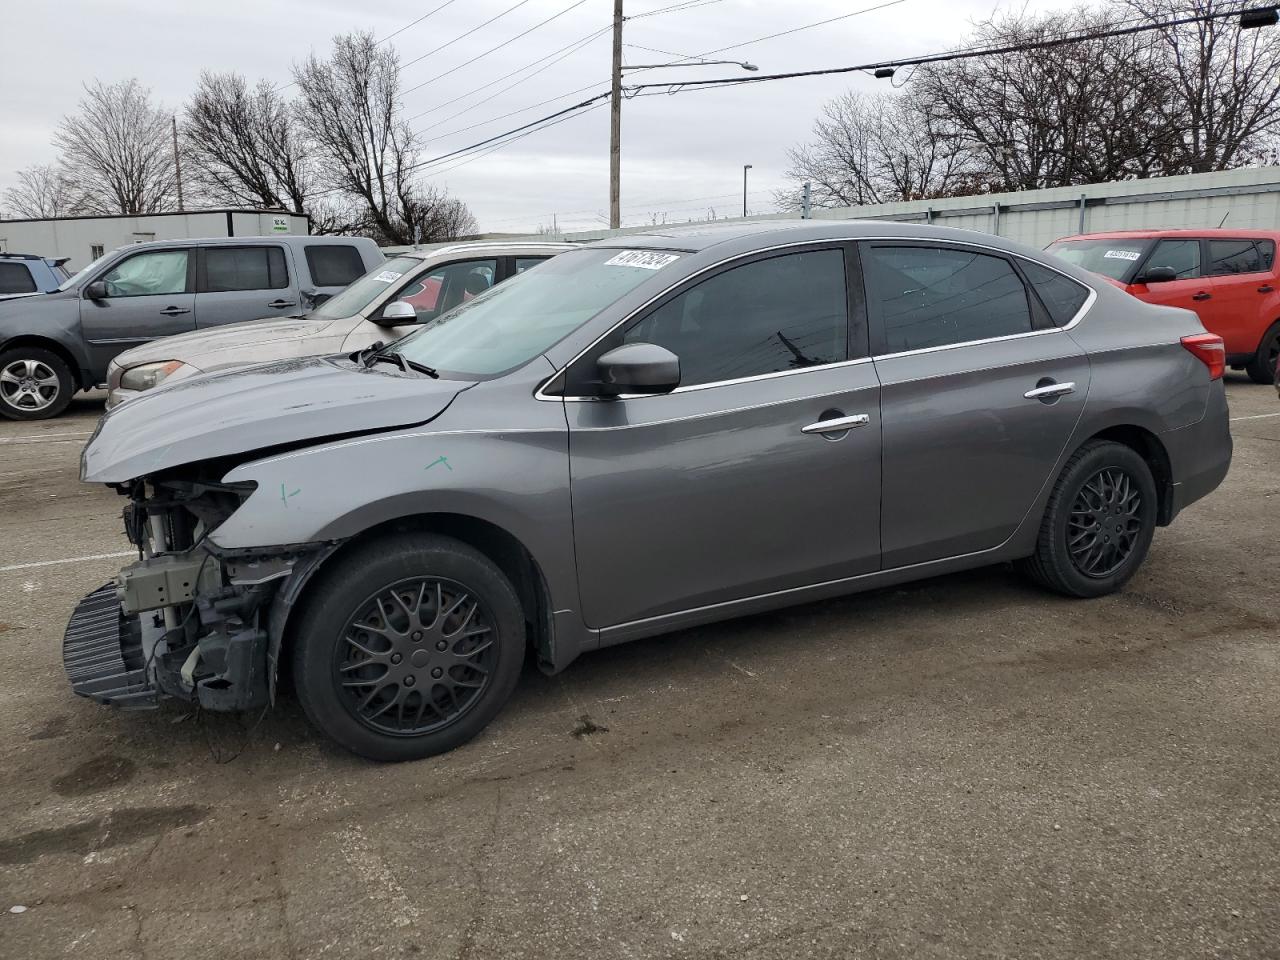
left=63, top=583, right=158, bottom=709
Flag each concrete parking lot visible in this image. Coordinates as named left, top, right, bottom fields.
left=1, top=380, right=1277, bottom=960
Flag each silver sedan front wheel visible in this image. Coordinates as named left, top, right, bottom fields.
left=0, top=348, right=74, bottom=420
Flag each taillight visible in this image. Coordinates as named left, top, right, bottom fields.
left=1181, top=333, right=1225, bottom=380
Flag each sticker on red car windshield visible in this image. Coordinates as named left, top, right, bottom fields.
left=372, top=270, right=404, bottom=282
left=604, top=251, right=682, bottom=270
left=1103, top=249, right=1142, bottom=261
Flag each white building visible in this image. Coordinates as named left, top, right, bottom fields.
left=0, top=208, right=312, bottom=270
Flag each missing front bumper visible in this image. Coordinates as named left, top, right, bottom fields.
left=63, top=583, right=158, bottom=709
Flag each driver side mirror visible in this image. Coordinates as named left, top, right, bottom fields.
left=376, top=300, right=417, bottom=327
left=596, top=342, right=681, bottom=397
left=1138, top=265, right=1177, bottom=284
left=84, top=280, right=108, bottom=300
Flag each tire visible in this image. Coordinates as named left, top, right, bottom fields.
left=0, top=346, right=74, bottom=420
left=291, top=533, right=526, bottom=762
left=1244, top=323, right=1280, bottom=385
left=1018, top=440, right=1158, bottom=598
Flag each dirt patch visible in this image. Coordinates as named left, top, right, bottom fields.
left=28, top=715, right=70, bottom=742
left=51, top=755, right=137, bottom=797
left=571, top=714, right=609, bottom=738
left=0, top=805, right=210, bottom=865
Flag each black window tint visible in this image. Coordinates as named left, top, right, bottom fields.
left=864, top=246, right=1033, bottom=353
left=622, top=248, right=848, bottom=387
left=1147, top=239, right=1201, bottom=280
left=1207, top=239, right=1264, bottom=276
left=305, top=244, right=366, bottom=287
left=0, top=263, right=37, bottom=295
left=204, top=246, right=287, bottom=292
left=1259, top=240, right=1276, bottom=270
left=1020, top=261, right=1090, bottom=326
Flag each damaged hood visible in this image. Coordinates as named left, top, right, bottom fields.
left=111, top=315, right=348, bottom=372
left=83, top=356, right=469, bottom=483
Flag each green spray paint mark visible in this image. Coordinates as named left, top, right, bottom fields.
left=280, top=483, right=301, bottom=506
left=425, top=456, right=452, bottom=472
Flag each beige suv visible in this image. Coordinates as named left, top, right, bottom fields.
left=106, top=241, right=572, bottom=407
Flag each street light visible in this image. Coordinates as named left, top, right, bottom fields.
left=743, top=164, right=752, bottom=218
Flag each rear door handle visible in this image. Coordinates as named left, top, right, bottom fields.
left=1192, top=292, right=1212, bottom=301
left=159, top=306, right=190, bottom=316
left=268, top=299, right=297, bottom=309
left=1024, top=381, right=1076, bottom=401
left=801, top=414, right=870, bottom=435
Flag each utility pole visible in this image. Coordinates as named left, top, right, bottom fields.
left=742, top=164, right=752, bottom=218
left=801, top=181, right=812, bottom=219
left=172, top=115, right=184, bottom=211
left=609, top=0, right=623, bottom=230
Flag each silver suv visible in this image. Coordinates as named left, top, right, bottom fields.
left=67, top=221, right=1232, bottom=761
left=0, top=235, right=381, bottom=419
left=106, top=242, right=572, bottom=407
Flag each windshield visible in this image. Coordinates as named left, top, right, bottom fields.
left=385, top=247, right=683, bottom=379
left=1046, top=238, right=1152, bottom=283
left=311, top=256, right=422, bottom=320
left=57, top=250, right=116, bottom=292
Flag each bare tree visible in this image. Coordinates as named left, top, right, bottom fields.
left=183, top=72, right=312, bottom=212
left=53, top=79, right=178, bottom=214
left=2, top=164, right=77, bottom=218
left=1126, top=0, right=1280, bottom=172
left=403, top=185, right=478, bottom=242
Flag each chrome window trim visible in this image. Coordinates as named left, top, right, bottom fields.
left=536, top=235, right=1098, bottom=403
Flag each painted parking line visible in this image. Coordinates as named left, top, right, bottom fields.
left=0, top=551, right=134, bottom=573
left=0, top=431, right=93, bottom=441
left=1230, top=411, right=1280, bottom=422
left=0, top=434, right=94, bottom=444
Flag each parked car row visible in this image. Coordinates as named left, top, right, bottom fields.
left=63, top=220, right=1232, bottom=762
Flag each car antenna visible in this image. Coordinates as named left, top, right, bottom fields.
left=1217, top=211, right=1230, bottom=228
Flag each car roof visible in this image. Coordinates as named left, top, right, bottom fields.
left=396, top=241, right=577, bottom=261
left=119, top=235, right=373, bottom=252
left=1054, top=228, right=1280, bottom=242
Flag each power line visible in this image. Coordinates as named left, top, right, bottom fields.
left=418, top=79, right=610, bottom=146
left=405, top=25, right=610, bottom=123
left=402, top=0, right=594, bottom=96
left=425, top=100, right=611, bottom=179
left=630, top=0, right=731, bottom=19
left=377, top=0, right=462, bottom=44
left=401, top=0, right=539, bottom=71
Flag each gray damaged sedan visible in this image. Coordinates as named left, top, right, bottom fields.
left=68, top=221, right=1232, bottom=761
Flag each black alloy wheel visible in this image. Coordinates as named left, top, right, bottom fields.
left=1066, top=467, right=1144, bottom=578
left=336, top=577, right=496, bottom=736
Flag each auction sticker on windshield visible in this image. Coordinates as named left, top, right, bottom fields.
left=604, top=251, right=682, bottom=270
left=1103, top=249, right=1142, bottom=261
left=373, top=270, right=404, bottom=282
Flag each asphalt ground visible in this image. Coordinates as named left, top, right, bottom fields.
left=1, top=379, right=1277, bottom=960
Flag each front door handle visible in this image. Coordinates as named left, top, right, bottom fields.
left=1259, top=285, right=1274, bottom=294
left=1024, top=381, right=1076, bottom=401
left=159, top=306, right=190, bottom=316
left=801, top=413, right=870, bottom=435
left=1192, top=291, right=1212, bottom=301
left=268, top=299, right=297, bottom=309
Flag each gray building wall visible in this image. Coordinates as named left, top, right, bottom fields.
left=0, top=209, right=311, bottom=270
left=510, top=166, right=1280, bottom=250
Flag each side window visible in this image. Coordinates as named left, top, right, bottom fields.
left=1207, top=239, right=1264, bottom=276
left=392, top=259, right=498, bottom=323
left=863, top=245, right=1032, bottom=353
left=1146, top=239, right=1201, bottom=280
left=621, top=248, right=848, bottom=387
left=305, top=244, right=366, bottom=287
left=204, top=246, right=288, bottom=292
left=515, top=256, right=550, bottom=273
left=99, top=250, right=189, bottom=298
left=1020, top=261, right=1090, bottom=326
left=0, top=263, right=37, bottom=295
left=1259, top=240, right=1276, bottom=270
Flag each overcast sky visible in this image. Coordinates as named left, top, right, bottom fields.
left=1, top=0, right=1058, bottom=234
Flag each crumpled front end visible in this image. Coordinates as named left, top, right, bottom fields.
left=63, top=474, right=323, bottom=713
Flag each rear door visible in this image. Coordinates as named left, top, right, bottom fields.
left=194, top=244, right=296, bottom=327
left=862, top=242, right=1091, bottom=569
left=79, top=247, right=196, bottom=369
left=1200, top=238, right=1276, bottom=357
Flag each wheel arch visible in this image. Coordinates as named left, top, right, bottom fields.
left=0, top=334, right=89, bottom=389
left=1082, top=424, right=1174, bottom=525
left=269, top=512, right=558, bottom=698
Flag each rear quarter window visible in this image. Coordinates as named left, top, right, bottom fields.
left=304, top=244, right=366, bottom=287
left=0, top=262, right=37, bottom=295
left=1019, top=261, right=1090, bottom=326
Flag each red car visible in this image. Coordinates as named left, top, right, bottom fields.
left=1048, top=229, right=1280, bottom=383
